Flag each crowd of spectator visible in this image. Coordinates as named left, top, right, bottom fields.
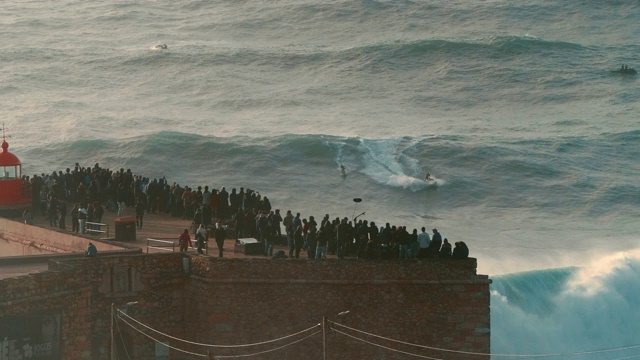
left=21, top=163, right=270, bottom=232
left=20, top=162, right=470, bottom=261
left=246, top=210, right=469, bottom=261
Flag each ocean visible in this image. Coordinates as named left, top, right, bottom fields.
left=1, top=0, right=639, bottom=357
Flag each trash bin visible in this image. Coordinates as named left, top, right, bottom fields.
left=115, top=216, right=136, bottom=242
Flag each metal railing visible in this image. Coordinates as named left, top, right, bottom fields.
left=146, top=238, right=176, bottom=253
left=86, top=222, right=110, bottom=238
left=146, top=237, right=209, bottom=255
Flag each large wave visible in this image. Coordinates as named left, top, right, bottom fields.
left=492, top=250, right=640, bottom=358
left=20, top=131, right=640, bottom=217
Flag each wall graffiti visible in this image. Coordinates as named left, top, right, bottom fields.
left=0, top=314, right=60, bottom=360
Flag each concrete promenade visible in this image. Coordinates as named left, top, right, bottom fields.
left=28, top=205, right=258, bottom=258
left=0, top=205, right=269, bottom=279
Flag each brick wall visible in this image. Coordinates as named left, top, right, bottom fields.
left=0, top=253, right=186, bottom=360
left=185, top=257, right=491, bottom=360
left=0, top=254, right=490, bottom=360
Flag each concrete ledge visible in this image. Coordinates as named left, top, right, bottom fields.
left=0, top=217, right=130, bottom=254
left=0, top=248, right=143, bottom=266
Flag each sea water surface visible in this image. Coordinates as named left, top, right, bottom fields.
left=1, top=0, right=639, bottom=358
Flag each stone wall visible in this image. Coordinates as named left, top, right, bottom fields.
left=0, top=253, right=491, bottom=360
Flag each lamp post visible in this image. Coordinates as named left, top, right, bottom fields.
left=322, top=316, right=327, bottom=360
left=110, top=303, right=115, bottom=360
left=351, top=198, right=362, bottom=223
left=323, top=310, right=350, bottom=360
left=111, top=301, right=138, bottom=360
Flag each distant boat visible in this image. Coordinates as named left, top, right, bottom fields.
left=613, top=67, right=637, bottom=75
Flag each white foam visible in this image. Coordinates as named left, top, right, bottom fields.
left=356, top=138, right=444, bottom=191
left=492, top=252, right=640, bottom=357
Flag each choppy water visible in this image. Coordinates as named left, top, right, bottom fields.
left=1, top=0, right=639, bottom=356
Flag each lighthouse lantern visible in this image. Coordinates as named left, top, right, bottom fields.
left=0, top=126, right=31, bottom=213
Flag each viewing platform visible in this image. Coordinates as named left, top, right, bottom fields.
left=0, top=205, right=255, bottom=279
left=0, top=203, right=490, bottom=360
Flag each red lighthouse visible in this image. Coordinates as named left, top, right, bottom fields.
left=0, top=125, right=31, bottom=213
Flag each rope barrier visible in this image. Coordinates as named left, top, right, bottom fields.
left=331, top=321, right=484, bottom=356
left=331, top=321, right=640, bottom=358
left=332, top=328, right=443, bottom=360
left=117, top=309, right=321, bottom=349
left=114, top=311, right=640, bottom=360
left=116, top=310, right=321, bottom=359
left=117, top=315, right=208, bottom=358
left=212, top=330, right=322, bottom=359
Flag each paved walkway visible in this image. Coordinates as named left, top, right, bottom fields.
left=27, top=205, right=266, bottom=259
left=1, top=205, right=297, bottom=279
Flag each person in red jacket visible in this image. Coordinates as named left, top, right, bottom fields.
left=178, top=229, right=192, bottom=252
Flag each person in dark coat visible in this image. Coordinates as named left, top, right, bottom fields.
left=293, top=224, right=305, bottom=259
left=452, top=241, right=469, bottom=259
left=135, top=193, right=147, bottom=229
left=70, top=203, right=79, bottom=233
left=364, top=237, right=377, bottom=259
left=440, top=238, right=452, bottom=258
left=214, top=222, right=227, bottom=258
left=429, top=228, right=443, bottom=256
left=58, top=200, right=67, bottom=230
left=218, top=187, right=229, bottom=219
left=86, top=242, right=97, bottom=257
left=336, top=217, right=351, bottom=259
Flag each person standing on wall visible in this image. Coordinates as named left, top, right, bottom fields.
left=283, top=210, right=294, bottom=256
left=417, top=227, right=431, bottom=258
left=429, top=228, right=443, bottom=257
